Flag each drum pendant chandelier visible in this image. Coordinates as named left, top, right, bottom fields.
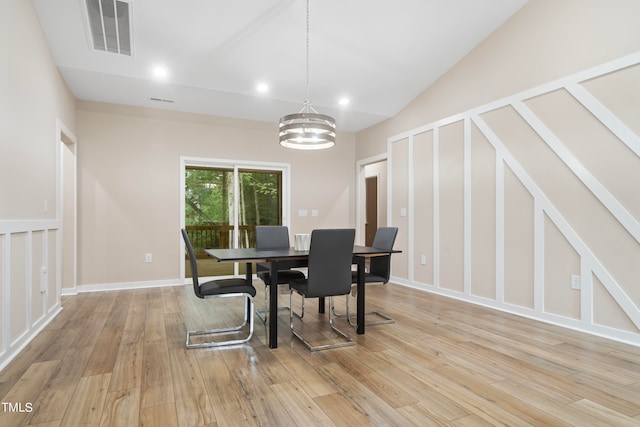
left=279, top=0, right=336, bottom=150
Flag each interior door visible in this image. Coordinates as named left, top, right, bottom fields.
left=365, top=176, right=378, bottom=246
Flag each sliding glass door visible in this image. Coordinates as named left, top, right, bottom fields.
left=183, top=161, right=286, bottom=278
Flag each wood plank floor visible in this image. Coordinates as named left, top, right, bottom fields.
left=1, top=282, right=639, bottom=426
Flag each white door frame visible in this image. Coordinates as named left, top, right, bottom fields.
left=57, top=119, right=78, bottom=297
left=355, top=153, right=387, bottom=245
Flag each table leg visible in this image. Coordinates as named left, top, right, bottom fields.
left=268, top=261, right=279, bottom=348
left=318, top=297, right=325, bottom=313
left=356, top=256, right=365, bottom=334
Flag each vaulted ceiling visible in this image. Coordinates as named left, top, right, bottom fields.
left=32, top=0, right=528, bottom=132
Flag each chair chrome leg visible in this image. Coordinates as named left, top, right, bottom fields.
left=255, top=287, right=269, bottom=323
left=330, top=297, right=347, bottom=319
left=345, top=288, right=395, bottom=327
left=290, top=293, right=354, bottom=351
left=289, top=289, right=305, bottom=321
left=256, top=284, right=292, bottom=324
left=186, top=294, right=255, bottom=348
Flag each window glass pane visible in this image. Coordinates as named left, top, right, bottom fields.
left=185, top=167, right=234, bottom=277
left=238, top=169, right=282, bottom=248
left=184, top=166, right=283, bottom=278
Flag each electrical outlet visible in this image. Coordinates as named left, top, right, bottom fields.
left=420, top=255, right=427, bottom=265
left=571, top=275, right=581, bottom=290
left=145, top=253, right=153, bottom=263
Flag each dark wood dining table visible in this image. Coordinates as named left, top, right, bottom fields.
left=205, top=245, right=398, bottom=348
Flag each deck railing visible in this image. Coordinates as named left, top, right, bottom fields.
left=185, top=225, right=257, bottom=257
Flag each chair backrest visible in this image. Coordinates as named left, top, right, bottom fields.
left=255, top=226, right=290, bottom=249
left=181, top=229, right=203, bottom=298
left=255, top=226, right=294, bottom=272
left=306, top=229, right=355, bottom=298
left=369, top=227, right=398, bottom=283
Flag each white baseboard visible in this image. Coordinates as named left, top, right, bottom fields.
left=61, top=287, right=78, bottom=296
left=63, top=276, right=255, bottom=295
left=0, top=305, right=63, bottom=372
left=389, top=279, right=640, bottom=348
left=76, top=278, right=183, bottom=293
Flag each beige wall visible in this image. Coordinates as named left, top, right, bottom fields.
left=358, top=0, right=640, bottom=345
left=413, top=131, right=434, bottom=286
left=390, top=139, right=409, bottom=279
left=357, top=0, right=640, bottom=158
left=76, top=102, right=356, bottom=287
left=0, top=0, right=77, bottom=369
left=1, top=0, right=76, bottom=219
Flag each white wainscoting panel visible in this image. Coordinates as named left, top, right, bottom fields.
left=0, top=221, right=62, bottom=370
left=388, top=52, right=640, bottom=347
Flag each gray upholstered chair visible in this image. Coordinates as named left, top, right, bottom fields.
left=337, top=226, right=398, bottom=327
left=289, top=228, right=356, bottom=351
left=181, top=229, right=256, bottom=348
left=255, top=226, right=306, bottom=323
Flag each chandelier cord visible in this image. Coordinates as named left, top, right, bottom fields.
left=278, top=0, right=335, bottom=150
left=304, top=0, right=310, bottom=111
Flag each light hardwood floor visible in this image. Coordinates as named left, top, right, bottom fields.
left=1, top=282, right=639, bottom=426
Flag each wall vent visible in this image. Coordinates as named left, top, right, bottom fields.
left=149, top=97, right=174, bottom=104
left=85, top=0, right=132, bottom=56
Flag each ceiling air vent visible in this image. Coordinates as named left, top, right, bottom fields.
left=149, top=97, right=174, bottom=104
left=85, top=0, right=132, bottom=55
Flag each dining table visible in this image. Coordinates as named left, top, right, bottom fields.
left=205, top=245, right=398, bottom=348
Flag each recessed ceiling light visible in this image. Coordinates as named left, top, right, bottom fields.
left=152, top=66, right=168, bottom=79
left=257, top=82, right=269, bottom=93
left=339, top=97, right=350, bottom=106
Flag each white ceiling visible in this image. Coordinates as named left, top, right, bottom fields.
left=32, top=0, right=528, bottom=132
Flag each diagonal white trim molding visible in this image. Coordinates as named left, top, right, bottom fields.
left=387, top=52, right=640, bottom=347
